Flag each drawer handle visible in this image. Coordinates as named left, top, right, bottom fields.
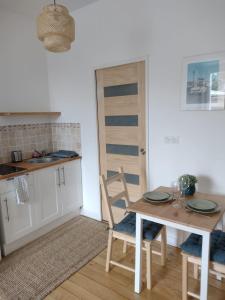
left=7, top=174, right=29, bottom=181
left=4, top=198, right=10, bottom=222
left=7, top=178, right=14, bottom=181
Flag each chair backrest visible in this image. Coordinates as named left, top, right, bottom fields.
left=100, top=167, right=131, bottom=229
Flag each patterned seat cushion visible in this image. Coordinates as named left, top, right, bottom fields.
left=180, top=230, right=225, bottom=265
left=113, top=212, right=163, bottom=241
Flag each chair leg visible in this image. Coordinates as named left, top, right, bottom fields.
left=106, top=230, right=113, bottom=272
left=123, top=241, right=127, bottom=254
left=146, top=242, right=152, bottom=290
left=193, top=263, right=199, bottom=280
left=160, top=226, right=167, bottom=266
left=182, top=254, right=188, bottom=300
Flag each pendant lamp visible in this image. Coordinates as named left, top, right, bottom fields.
left=37, top=0, right=75, bottom=53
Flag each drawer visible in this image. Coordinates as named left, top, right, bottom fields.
left=0, top=174, right=33, bottom=195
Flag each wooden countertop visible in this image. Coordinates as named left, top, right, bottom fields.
left=128, top=186, right=225, bottom=232
left=0, top=156, right=81, bottom=181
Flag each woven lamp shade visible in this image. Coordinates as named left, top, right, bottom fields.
left=37, top=4, right=75, bottom=53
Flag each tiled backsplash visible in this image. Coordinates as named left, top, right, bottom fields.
left=0, top=123, right=81, bottom=164
left=52, top=123, right=81, bottom=152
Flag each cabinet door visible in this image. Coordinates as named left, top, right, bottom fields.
left=0, top=175, right=35, bottom=243
left=60, top=160, right=83, bottom=215
left=34, top=166, right=61, bottom=227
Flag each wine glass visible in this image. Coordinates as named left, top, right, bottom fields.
left=179, top=175, right=192, bottom=209
left=171, top=180, right=179, bottom=199
left=171, top=180, right=182, bottom=208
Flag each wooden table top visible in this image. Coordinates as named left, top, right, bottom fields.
left=128, top=186, right=225, bottom=232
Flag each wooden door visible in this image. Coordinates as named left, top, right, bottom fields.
left=96, top=61, right=147, bottom=221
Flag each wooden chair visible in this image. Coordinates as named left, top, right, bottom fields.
left=100, top=167, right=167, bottom=289
left=181, top=230, right=225, bottom=300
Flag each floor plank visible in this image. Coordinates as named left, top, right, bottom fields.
left=50, top=287, right=79, bottom=300
left=46, top=240, right=225, bottom=300
left=61, top=280, right=101, bottom=300
left=70, top=273, right=126, bottom=300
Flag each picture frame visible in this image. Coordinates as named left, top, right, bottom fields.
left=181, top=52, right=225, bottom=110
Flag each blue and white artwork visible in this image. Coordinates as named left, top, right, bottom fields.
left=182, top=54, right=225, bottom=110
left=186, top=60, right=219, bottom=104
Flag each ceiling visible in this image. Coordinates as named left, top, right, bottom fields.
left=0, top=0, right=99, bottom=17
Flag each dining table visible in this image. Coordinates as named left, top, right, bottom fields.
left=128, top=186, right=225, bottom=300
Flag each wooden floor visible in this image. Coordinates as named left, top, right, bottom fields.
left=45, top=240, right=225, bottom=300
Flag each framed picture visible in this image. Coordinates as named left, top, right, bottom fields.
left=181, top=52, right=225, bottom=110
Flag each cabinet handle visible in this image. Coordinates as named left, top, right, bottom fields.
left=4, top=198, right=10, bottom=222
left=57, top=168, right=61, bottom=187
left=62, top=167, right=66, bottom=186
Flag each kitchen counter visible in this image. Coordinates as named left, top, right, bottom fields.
left=0, top=156, right=81, bottom=181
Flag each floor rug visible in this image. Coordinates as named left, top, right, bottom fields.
left=0, top=216, right=108, bottom=300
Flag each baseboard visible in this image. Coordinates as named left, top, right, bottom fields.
left=166, top=227, right=190, bottom=247
left=167, top=234, right=179, bottom=247
left=81, top=208, right=102, bottom=221
left=2, top=209, right=80, bottom=256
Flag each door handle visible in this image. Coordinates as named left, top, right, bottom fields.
left=62, top=167, right=66, bottom=186
left=140, top=148, right=146, bottom=155
left=57, top=168, right=61, bottom=187
left=4, top=198, right=10, bottom=222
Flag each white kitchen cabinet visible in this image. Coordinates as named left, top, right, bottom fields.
left=34, top=160, right=82, bottom=226
left=0, top=159, right=83, bottom=255
left=59, top=160, right=82, bottom=215
left=0, top=174, right=35, bottom=244
left=34, top=166, right=61, bottom=227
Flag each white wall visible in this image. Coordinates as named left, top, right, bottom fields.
left=0, top=8, right=50, bottom=125
left=47, top=0, right=225, bottom=242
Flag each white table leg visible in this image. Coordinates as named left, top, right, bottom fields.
left=135, top=213, right=143, bottom=293
left=200, top=232, right=210, bottom=300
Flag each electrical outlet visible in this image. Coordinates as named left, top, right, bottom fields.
left=164, top=136, right=180, bottom=144
left=171, top=136, right=180, bottom=144
left=164, top=136, right=171, bottom=144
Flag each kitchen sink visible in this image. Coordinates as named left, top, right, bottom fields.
left=27, top=157, right=63, bottom=164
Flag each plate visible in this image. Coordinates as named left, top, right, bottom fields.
left=186, top=199, right=217, bottom=212
left=143, top=192, right=170, bottom=201
left=144, top=197, right=173, bottom=205
left=185, top=205, right=220, bottom=215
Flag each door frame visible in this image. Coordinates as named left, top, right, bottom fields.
left=93, top=56, right=150, bottom=219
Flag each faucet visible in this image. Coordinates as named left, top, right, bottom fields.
left=41, top=150, right=47, bottom=157
left=32, top=150, right=47, bottom=158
